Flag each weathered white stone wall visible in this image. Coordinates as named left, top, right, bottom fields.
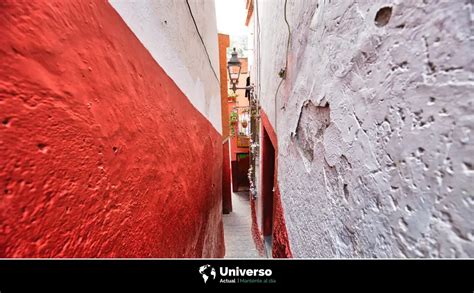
left=109, top=0, right=222, bottom=133
left=253, top=0, right=473, bottom=257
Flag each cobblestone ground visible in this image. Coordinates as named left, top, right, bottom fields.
left=223, top=191, right=262, bottom=258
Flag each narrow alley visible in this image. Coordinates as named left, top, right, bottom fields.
left=223, top=192, right=262, bottom=258
left=0, top=0, right=472, bottom=261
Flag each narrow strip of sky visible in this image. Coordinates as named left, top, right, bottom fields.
left=215, top=0, right=248, bottom=36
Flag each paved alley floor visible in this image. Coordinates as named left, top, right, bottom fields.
left=223, top=191, right=262, bottom=258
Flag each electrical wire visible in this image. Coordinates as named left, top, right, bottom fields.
left=185, top=0, right=220, bottom=84
left=283, top=0, right=291, bottom=74
left=255, top=0, right=262, bottom=107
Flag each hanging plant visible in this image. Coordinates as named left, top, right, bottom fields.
left=228, top=90, right=238, bottom=102
left=229, top=111, right=238, bottom=137
left=229, top=111, right=238, bottom=124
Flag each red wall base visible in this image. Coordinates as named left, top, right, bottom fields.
left=0, top=1, right=224, bottom=258
left=250, top=196, right=266, bottom=256
left=272, top=186, right=293, bottom=258
left=222, top=140, right=232, bottom=214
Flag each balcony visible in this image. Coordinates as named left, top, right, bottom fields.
left=237, top=135, right=250, bottom=148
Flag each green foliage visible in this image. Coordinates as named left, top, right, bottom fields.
left=229, top=111, right=238, bottom=122
left=229, top=111, right=238, bottom=137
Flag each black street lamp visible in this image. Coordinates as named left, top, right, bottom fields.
left=227, top=48, right=241, bottom=93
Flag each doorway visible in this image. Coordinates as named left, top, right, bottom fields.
left=261, top=126, right=275, bottom=256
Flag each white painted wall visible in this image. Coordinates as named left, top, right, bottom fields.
left=109, top=0, right=222, bottom=133
left=247, top=16, right=255, bottom=73
left=253, top=0, right=474, bottom=257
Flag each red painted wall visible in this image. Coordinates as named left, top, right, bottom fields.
left=252, top=111, right=292, bottom=258
left=222, top=141, right=232, bottom=214
left=272, top=185, right=293, bottom=258
left=0, top=1, right=224, bottom=258
left=250, top=197, right=265, bottom=256
left=218, top=34, right=232, bottom=214
left=218, top=34, right=230, bottom=139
